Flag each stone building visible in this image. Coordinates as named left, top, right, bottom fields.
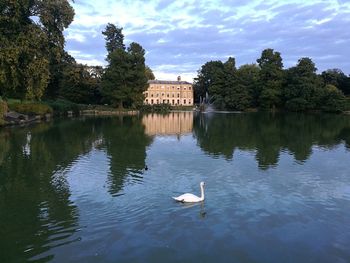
left=144, top=76, right=193, bottom=106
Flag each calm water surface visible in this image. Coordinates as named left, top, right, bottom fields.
left=1, top=112, right=350, bottom=262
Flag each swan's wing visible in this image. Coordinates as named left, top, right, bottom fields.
left=173, top=193, right=200, bottom=202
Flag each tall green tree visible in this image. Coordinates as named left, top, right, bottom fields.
left=257, top=48, right=284, bottom=109
left=193, top=60, right=225, bottom=104
left=102, top=23, right=125, bottom=57
left=101, top=24, right=148, bottom=108
left=39, top=0, right=75, bottom=98
left=283, top=57, right=323, bottom=111
left=59, top=63, right=102, bottom=104
left=321, top=69, right=350, bottom=95
left=145, top=66, right=155, bottom=80
left=0, top=0, right=74, bottom=100
left=126, top=42, right=148, bottom=107
left=0, top=0, right=50, bottom=100
left=236, top=64, right=260, bottom=107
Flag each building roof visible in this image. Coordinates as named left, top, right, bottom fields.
left=148, top=80, right=192, bottom=85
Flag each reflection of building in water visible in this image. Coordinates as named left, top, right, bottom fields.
left=142, top=112, right=193, bottom=136
left=144, top=76, right=193, bottom=106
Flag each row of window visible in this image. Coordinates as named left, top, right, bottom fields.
left=145, top=93, right=192, bottom=98
left=145, top=99, right=192, bottom=105
left=148, top=86, right=192, bottom=90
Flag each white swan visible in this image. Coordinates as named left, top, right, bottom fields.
left=173, top=182, right=205, bottom=203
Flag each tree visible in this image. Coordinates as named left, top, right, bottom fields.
left=145, top=66, right=155, bottom=80
left=39, top=0, right=75, bottom=98
left=59, top=63, right=102, bottom=104
left=193, top=60, right=225, bottom=104
left=221, top=57, right=252, bottom=111
left=319, top=84, right=346, bottom=112
left=102, top=23, right=125, bottom=56
left=101, top=24, right=148, bottom=108
left=0, top=0, right=50, bottom=100
left=283, top=57, right=323, bottom=111
left=236, top=64, right=260, bottom=107
left=126, top=42, right=148, bottom=107
left=321, top=69, right=350, bottom=95
left=0, top=0, right=74, bottom=100
left=257, top=48, right=284, bottom=109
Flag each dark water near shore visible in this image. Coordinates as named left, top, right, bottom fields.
left=1, top=112, right=350, bottom=262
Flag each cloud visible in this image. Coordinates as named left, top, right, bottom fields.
left=65, top=0, right=350, bottom=82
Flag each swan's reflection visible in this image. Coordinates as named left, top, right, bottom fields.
left=179, top=201, right=207, bottom=219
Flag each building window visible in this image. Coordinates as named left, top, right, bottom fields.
left=177, top=99, right=180, bottom=104
left=163, top=99, right=166, bottom=103
left=151, top=94, right=153, bottom=97
left=172, top=86, right=174, bottom=89
left=151, top=99, right=154, bottom=104
left=188, top=99, right=191, bottom=104
left=156, top=99, right=159, bottom=104
left=167, top=99, right=169, bottom=103
left=162, top=93, right=164, bottom=97
left=172, top=99, right=175, bottom=105
left=177, top=93, right=180, bottom=98
left=184, top=87, right=186, bottom=90
left=145, top=93, right=148, bottom=97
left=188, top=86, right=191, bottom=90
left=146, top=99, right=148, bottom=104
left=184, top=99, right=186, bottom=104
left=172, top=93, right=174, bottom=97
left=177, top=87, right=180, bottom=90
left=167, top=94, right=169, bottom=97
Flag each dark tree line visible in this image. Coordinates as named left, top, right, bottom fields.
left=0, top=1, right=151, bottom=109
left=194, top=48, right=350, bottom=112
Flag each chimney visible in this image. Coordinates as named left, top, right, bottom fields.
left=177, top=76, right=181, bottom=82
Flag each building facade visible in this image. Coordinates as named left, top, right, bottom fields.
left=144, top=76, right=193, bottom=106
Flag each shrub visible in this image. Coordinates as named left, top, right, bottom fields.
left=285, top=98, right=309, bottom=112
left=45, top=99, right=81, bottom=115
left=0, top=99, right=8, bottom=117
left=138, top=103, right=171, bottom=113
left=319, top=85, right=346, bottom=113
left=9, top=102, right=53, bottom=115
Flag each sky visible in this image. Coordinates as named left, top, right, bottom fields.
left=65, top=0, right=350, bottom=82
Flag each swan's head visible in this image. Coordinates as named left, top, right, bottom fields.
left=200, top=182, right=205, bottom=187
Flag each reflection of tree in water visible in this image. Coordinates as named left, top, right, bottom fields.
left=193, top=112, right=350, bottom=169
left=101, top=116, right=153, bottom=195
left=0, top=118, right=101, bottom=262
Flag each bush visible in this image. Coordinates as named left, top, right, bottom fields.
left=45, top=99, right=81, bottom=115
left=9, top=102, right=52, bottom=115
left=138, top=103, right=171, bottom=113
left=319, top=85, right=346, bottom=113
left=0, top=99, right=8, bottom=117
left=285, top=98, right=309, bottom=112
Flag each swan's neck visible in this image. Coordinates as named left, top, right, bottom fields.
left=200, top=185, right=205, bottom=201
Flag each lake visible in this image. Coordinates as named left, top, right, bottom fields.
left=1, top=112, right=350, bottom=262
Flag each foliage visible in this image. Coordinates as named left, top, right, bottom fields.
left=283, top=57, right=323, bottom=111
left=138, top=103, right=171, bottom=113
left=194, top=48, right=349, bottom=113
left=45, top=99, right=81, bottom=115
left=102, top=23, right=125, bottom=57
left=257, top=48, right=284, bottom=109
left=101, top=24, right=148, bottom=109
left=145, top=66, right=155, bottom=80
left=321, top=69, right=350, bottom=95
left=0, top=0, right=74, bottom=100
left=9, top=102, right=53, bottom=115
left=59, top=64, right=102, bottom=104
left=0, top=99, right=8, bottom=125
left=319, top=85, right=346, bottom=112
